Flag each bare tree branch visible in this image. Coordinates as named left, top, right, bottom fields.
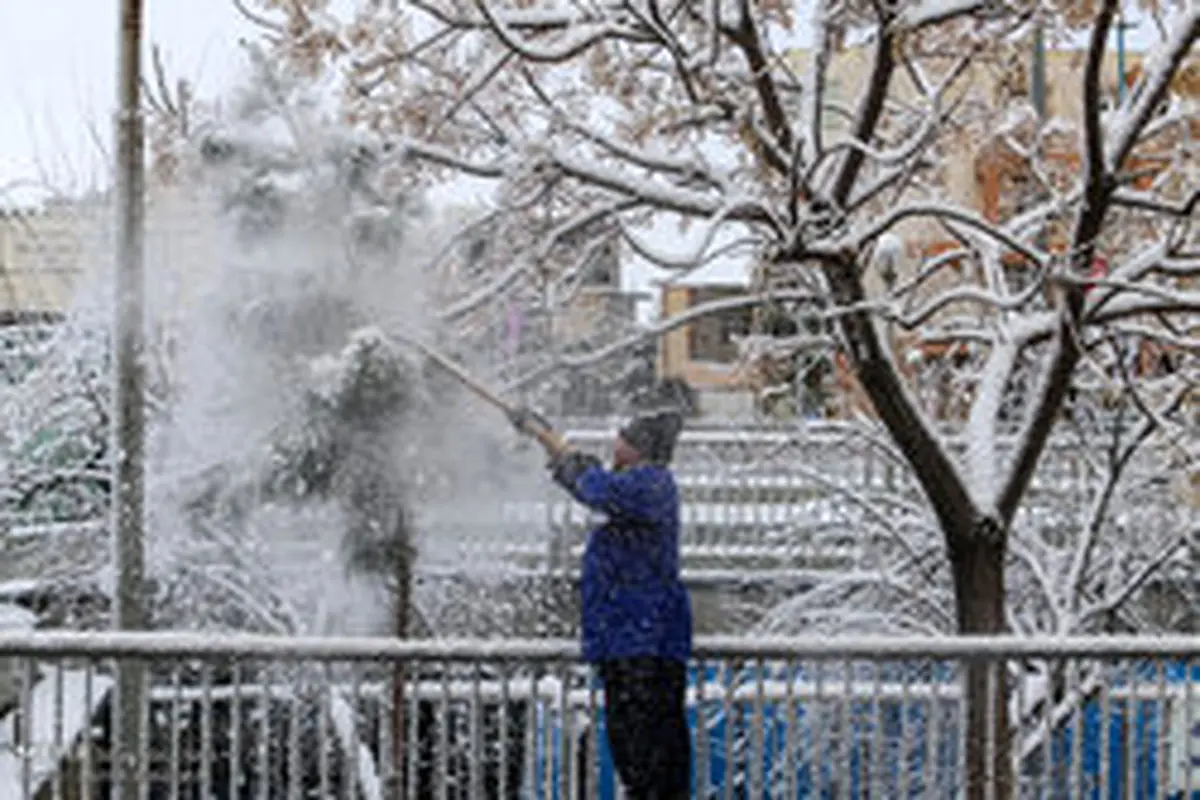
left=996, top=0, right=1121, bottom=525
left=1111, top=186, right=1200, bottom=218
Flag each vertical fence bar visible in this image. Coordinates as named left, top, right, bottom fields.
left=287, top=675, right=302, bottom=800
left=1125, top=663, right=1138, bottom=796
left=720, top=659, right=734, bottom=800
left=1185, top=660, right=1195, bottom=799
left=1069, top=660, right=1084, bottom=797
left=585, top=672, right=598, bottom=800
left=406, top=664, right=418, bottom=800
left=1156, top=660, right=1169, bottom=798
left=346, top=671, right=363, bottom=800
left=51, top=661, right=64, bottom=800
left=1014, top=662, right=1029, bottom=797
left=318, top=666, right=332, bottom=799
left=957, top=660, right=968, bottom=799
left=898, top=675, right=911, bottom=799
left=499, top=663, right=511, bottom=800
left=926, top=664, right=940, bottom=799
left=784, top=656, right=797, bottom=800
left=81, top=665, right=95, bottom=800
left=470, top=661, right=484, bottom=800
left=230, top=662, right=243, bottom=800
left=871, top=660, right=885, bottom=798
left=256, top=673, right=271, bottom=800
left=984, top=660, right=998, bottom=800
left=1098, top=659, right=1112, bottom=799
left=20, top=657, right=34, bottom=800
left=695, top=657, right=710, bottom=800
left=168, top=668, right=182, bottom=800
left=837, top=657, right=851, bottom=794
left=543, top=673, right=554, bottom=799
left=558, top=661, right=572, bottom=800
left=1041, top=663, right=1054, bottom=794
left=438, top=662, right=451, bottom=800
left=814, top=657, right=828, bottom=798
left=380, top=669, right=395, bottom=800
left=200, top=663, right=214, bottom=800
left=749, top=658, right=764, bottom=797
left=137, top=659, right=150, bottom=800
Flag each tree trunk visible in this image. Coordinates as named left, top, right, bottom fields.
left=951, top=525, right=1013, bottom=800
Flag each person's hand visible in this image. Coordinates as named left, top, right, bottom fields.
left=507, top=406, right=551, bottom=436
left=550, top=450, right=601, bottom=490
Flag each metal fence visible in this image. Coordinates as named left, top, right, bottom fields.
left=0, top=632, right=1196, bottom=799
left=5, top=425, right=1185, bottom=589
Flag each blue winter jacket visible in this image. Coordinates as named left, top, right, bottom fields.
left=553, top=455, right=692, bottom=664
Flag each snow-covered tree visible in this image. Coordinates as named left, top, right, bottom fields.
left=0, top=321, right=110, bottom=524
left=0, top=58, right=574, bottom=791
left=235, top=0, right=1198, bottom=792
left=141, top=48, right=561, bottom=637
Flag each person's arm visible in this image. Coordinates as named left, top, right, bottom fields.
left=550, top=453, right=660, bottom=523
left=507, top=407, right=570, bottom=458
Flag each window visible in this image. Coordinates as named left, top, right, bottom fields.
left=687, top=286, right=753, bottom=364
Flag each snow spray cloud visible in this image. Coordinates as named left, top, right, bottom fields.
left=36, top=54, right=548, bottom=636
left=0, top=51, right=559, bottom=636
left=156, top=55, right=566, bottom=636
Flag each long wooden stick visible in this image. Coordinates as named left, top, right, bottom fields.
left=399, top=336, right=570, bottom=457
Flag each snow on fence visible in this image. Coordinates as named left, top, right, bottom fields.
left=2, top=426, right=1147, bottom=587
left=0, top=632, right=1194, bottom=799
left=423, top=497, right=865, bottom=574
left=563, top=424, right=1095, bottom=484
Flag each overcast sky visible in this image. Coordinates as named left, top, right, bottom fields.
left=1, top=1, right=1165, bottom=205
left=0, top=2, right=1169, bottom=298
left=0, top=1, right=256, bottom=206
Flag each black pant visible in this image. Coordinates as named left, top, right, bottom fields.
left=599, top=658, right=691, bottom=800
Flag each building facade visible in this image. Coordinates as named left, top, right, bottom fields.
left=653, top=42, right=1197, bottom=420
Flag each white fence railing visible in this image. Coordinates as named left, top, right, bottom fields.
left=5, top=424, right=1182, bottom=549
left=0, top=632, right=1195, bottom=799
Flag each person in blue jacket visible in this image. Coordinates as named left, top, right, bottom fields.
left=510, top=408, right=692, bottom=799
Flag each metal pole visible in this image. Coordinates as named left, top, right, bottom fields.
left=113, top=1, right=147, bottom=799
left=1116, top=8, right=1128, bottom=105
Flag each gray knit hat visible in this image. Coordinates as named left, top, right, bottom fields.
left=618, top=411, right=683, bottom=466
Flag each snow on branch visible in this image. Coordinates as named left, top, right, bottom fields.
left=1110, top=186, right=1200, bottom=218
left=407, top=0, right=617, bottom=33
left=963, top=338, right=1019, bottom=513
left=855, top=203, right=1048, bottom=268
left=550, top=151, right=778, bottom=228
left=220, top=4, right=1196, bottom=653
left=896, top=0, right=990, bottom=31
left=618, top=211, right=757, bottom=273
left=501, top=287, right=836, bottom=392
left=469, top=0, right=648, bottom=62
left=992, top=1, right=1194, bottom=527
